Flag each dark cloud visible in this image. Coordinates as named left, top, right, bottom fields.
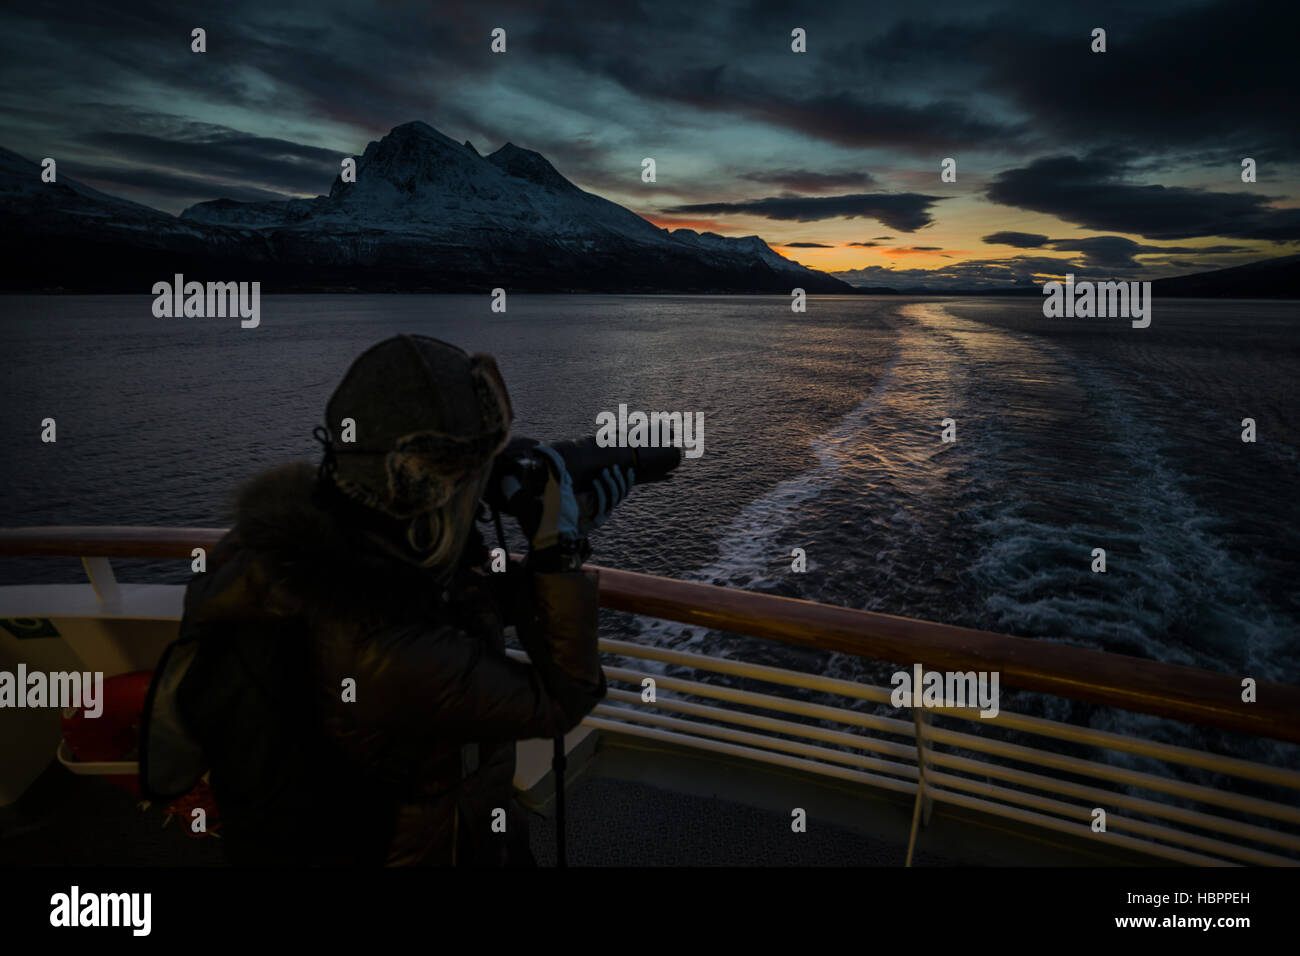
left=70, top=164, right=295, bottom=204
left=1044, top=237, right=1250, bottom=268
left=782, top=242, right=834, bottom=248
left=983, top=230, right=1252, bottom=267
left=990, top=0, right=1298, bottom=158
left=983, top=231, right=1050, bottom=248
left=662, top=193, right=944, bottom=231
left=854, top=0, right=1298, bottom=157
left=527, top=6, right=1031, bottom=153
left=987, top=155, right=1300, bottom=240
left=724, top=92, right=1028, bottom=152
left=908, top=246, right=942, bottom=251
left=84, top=127, right=343, bottom=197
left=0, top=2, right=497, bottom=137
left=850, top=241, right=883, bottom=247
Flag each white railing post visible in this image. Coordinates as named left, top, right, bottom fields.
left=81, top=556, right=120, bottom=607
left=905, top=707, right=932, bottom=866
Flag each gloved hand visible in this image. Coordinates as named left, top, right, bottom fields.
left=524, top=445, right=582, bottom=553
left=494, top=447, right=635, bottom=567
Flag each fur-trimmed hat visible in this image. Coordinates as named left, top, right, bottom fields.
left=321, top=335, right=513, bottom=519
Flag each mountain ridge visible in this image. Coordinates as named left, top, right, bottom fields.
left=0, top=122, right=853, bottom=293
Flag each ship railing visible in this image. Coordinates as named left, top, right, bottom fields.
left=2, top=526, right=1299, bottom=866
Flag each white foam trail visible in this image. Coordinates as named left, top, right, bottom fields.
left=632, top=349, right=908, bottom=651
left=631, top=301, right=966, bottom=650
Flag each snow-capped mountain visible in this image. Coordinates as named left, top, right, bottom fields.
left=188, top=123, right=663, bottom=242
left=0, top=123, right=853, bottom=292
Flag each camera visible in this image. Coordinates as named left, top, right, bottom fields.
left=487, top=435, right=682, bottom=530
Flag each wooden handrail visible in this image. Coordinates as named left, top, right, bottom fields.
left=0, top=526, right=225, bottom=558
left=593, top=565, right=1300, bottom=746
left=3, top=525, right=1299, bottom=745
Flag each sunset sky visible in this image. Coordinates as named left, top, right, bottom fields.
left=1, top=0, right=1295, bottom=289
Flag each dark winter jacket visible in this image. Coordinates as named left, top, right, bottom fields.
left=164, top=461, right=605, bottom=865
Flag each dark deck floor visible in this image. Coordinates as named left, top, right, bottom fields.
left=527, top=773, right=956, bottom=866
left=1, top=733, right=1154, bottom=867
left=1, top=761, right=958, bottom=867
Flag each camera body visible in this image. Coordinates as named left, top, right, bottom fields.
left=488, top=435, right=681, bottom=529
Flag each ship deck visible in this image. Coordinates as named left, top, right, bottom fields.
left=1, top=727, right=1158, bottom=867
left=3, top=527, right=1298, bottom=868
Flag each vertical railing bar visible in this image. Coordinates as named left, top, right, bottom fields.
left=905, top=707, right=930, bottom=866
left=81, top=555, right=120, bottom=607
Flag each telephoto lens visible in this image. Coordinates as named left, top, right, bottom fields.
left=488, top=435, right=681, bottom=521
left=541, top=436, right=682, bottom=489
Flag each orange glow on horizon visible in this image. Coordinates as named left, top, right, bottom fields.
left=875, top=247, right=965, bottom=259
left=768, top=241, right=966, bottom=273
left=639, top=214, right=736, bottom=233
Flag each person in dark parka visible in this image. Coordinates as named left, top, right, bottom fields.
left=141, top=335, right=619, bottom=865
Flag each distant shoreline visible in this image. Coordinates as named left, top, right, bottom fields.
left=4, top=289, right=1299, bottom=300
